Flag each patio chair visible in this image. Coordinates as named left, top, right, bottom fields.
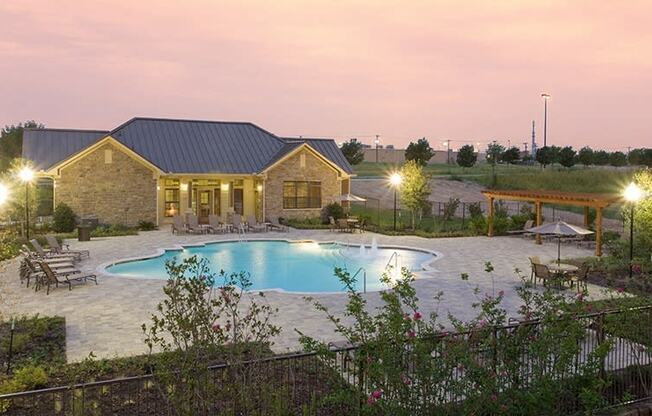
left=45, top=235, right=89, bottom=259
left=247, top=215, right=267, bottom=233
left=337, top=218, right=351, bottom=233
left=21, top=255, right=79, bottom=291
left=39, top=262, right=97, bottom=295
left=329, top=216, right=337, bottom=232
left=28, top=240, right=80, bottom=262
left=508, top=219, right=533, bottom=235
left=353, top=218, right=366, bottom=233
left=232, top=214, right=246, bottom=234
left=528, top=256, right=541, bottom=285
left=172, top=215, right=186, bottom=234
left=185, top=214, right=205, bottom=234
left=569, top=264, right=590, bottom=293
left=532, top=263, right=552, bottom=287
left=208, top=214, right=229, bottom=234
left=268, top=216, right=288, bottom=232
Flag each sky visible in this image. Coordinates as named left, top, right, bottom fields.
left=1, top=0, right=650, bottom=151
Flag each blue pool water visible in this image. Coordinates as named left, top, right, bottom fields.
left=106, top=240, right=436, bottom=293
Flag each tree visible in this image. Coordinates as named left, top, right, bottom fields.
left=535, top=146, right=554, bottom=167
left=628, top=148, right=645, bottom=166
left=405, top=138, right=435, bottom=166
left=593, top=150, right=610, bottom=166
left=339, top=139, right=364, bottom=165
left=500, top=147, right=521, bottom=164
left=558, top=146, right=577, bottom=168
left=399, top=160, right=431, bottom=229
left=609, top=151, right=627, bottom=167
left=577, top=146, right=594, bottom=166
left=548, top=145, right=562, bottom=164
left=0, top=121, right=44, bottom=172
left=485, top=142, right=505, bottom=166
left=456, top=145, right=477, bottom=168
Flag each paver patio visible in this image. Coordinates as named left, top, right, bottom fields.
left=0, top=229, right=604, bottom=362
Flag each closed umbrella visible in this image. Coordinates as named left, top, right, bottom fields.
left=526, top=220, right=594, bottom=264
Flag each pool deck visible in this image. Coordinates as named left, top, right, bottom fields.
left=0, top=228, right=605, bottom=362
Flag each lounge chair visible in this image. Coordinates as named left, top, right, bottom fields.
left=21, top=256, right=79, bottom=291
left=507, top=220, right=534, bottom=235
left=232, top=214, right=246, bottom=234
left=247, top=215, right=267, bottom=233
left=185, top=214, right=205, bottom=234
left=208, top=214, right=229, bottom=234
left=21, top=249, right=76, bottom=269
left=268, top=216, right=288, bottom=232
left=45, top=235, right=89, bottom=259
left=28, top=240, right=80, bottom=262
left=172, top=215, right=186, bottom=234
left=39, top=262, right=97, bottom=295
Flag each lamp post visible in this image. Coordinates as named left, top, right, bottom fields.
left=624, top=182, right=643, bottom=278
left=18, top=167, right=34, bottom=240
left=389, top=173, right=402, bottom=231
left=375, top=135, right=380, bottom=163
left=541, top=93, right=550, bottom=148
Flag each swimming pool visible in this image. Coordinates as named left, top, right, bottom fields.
left=104, top=240, right=438, bottom=293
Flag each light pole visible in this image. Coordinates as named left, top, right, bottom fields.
left=375, top=135, right=380, bottom=163
left=624, top=182, right=643, bottom=278
left=18, top=167, right=34, bottom=240
left=389, top=173, right=402, bottom=231
left=541, top=93, right=550, bottom=148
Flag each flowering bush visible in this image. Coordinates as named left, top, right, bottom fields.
left=299, top=264, right=613, bottom=415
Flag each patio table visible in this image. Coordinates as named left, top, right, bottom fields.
left=547, top=263, right=578, bottom=290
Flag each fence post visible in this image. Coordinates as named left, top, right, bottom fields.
left=461, top=203, right=466, bottom=229
left=597, top=312, right=606, bottom=382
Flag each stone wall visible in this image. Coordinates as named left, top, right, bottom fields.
left=55, top=142, right=157, bottom=226
left=265, top=149, right=342, bottom=220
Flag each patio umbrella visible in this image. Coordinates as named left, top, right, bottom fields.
left=526, top=220, right=594, bottom=264
left=335, top=194, right=367, bottom=202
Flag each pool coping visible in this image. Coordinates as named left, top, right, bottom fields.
left=97, top=238, right=443, bottom=294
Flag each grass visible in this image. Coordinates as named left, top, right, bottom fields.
left=352, top=161, right=536, bottom=177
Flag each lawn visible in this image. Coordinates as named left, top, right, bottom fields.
left=352, top=161, right=536, bottom=177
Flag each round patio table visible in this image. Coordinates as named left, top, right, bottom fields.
left=548, top=263, right=578, bottom=273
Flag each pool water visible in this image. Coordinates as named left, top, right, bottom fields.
left=106, top=240, right=436, bottom=293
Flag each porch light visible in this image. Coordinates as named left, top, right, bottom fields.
left=0, top=183, right=8, bottom=205
left=256, top=184, right=263, bottom=192
left=221, top=183, right=229, bottom=191
left=180, top=183, right=189, bottom=191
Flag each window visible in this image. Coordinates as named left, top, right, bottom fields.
left=283, top=181, right=321, bottom=209
left=164, top=179, right=180, bottom=217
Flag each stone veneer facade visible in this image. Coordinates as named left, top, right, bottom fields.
left=55, top=143, right=157, bottom=226
left=264, top=149, right=341, bottom=220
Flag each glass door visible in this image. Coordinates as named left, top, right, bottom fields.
left=197, top=190, right=212, bottom=223
left=233, top=189, right=244, bottom=215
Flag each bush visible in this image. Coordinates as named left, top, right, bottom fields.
left=91, top=224, right=138, bottom=237
left=12, top=365, right=48, bottom=390
left=137, top=220, right=157, bottom=231
left=52, top=203, right=76, bottom=233
left=321, top=202, right=344, bottom=224
left=0, top=230, right=21, bottom=261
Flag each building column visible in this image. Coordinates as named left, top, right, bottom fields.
left=486, top=197, right=494, bottom=237
left=535, top=201, right=542, bottom=245
left=596, top=207, right=603, bottom=257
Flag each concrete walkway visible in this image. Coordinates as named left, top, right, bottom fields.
left=0, top=229, right=605, bottom=362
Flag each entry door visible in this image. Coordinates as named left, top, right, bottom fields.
left=198, top=190, right=211, bottom=223
left=233, top=189, right=244, bottom=215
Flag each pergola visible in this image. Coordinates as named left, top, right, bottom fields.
left=481, top=189, right=622, bottom=256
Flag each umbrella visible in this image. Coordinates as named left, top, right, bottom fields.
left=526, top=220, right=594, bottom=264
left=335, top=194, right=367, bottom=202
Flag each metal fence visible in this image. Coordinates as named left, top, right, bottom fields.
left=2, top=307, right=651, bottom=415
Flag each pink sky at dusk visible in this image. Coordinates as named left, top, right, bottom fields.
left=1, top=0, right=650, bottom=151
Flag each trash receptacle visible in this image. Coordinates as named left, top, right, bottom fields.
left=78, top=225, right=92, bottom=242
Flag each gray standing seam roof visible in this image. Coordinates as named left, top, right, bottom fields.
left=22, top=117, right=353, bottom=175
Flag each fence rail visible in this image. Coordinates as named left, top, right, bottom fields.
left=2, top=306, right=651, bottom=415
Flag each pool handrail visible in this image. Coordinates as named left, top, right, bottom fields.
left=352, top=267, right=367, bottom=293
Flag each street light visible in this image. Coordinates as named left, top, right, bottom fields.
left=389, top=172, right=402, bottom=231
left=541, top=93, right=551, bottom=148
left=624, top=182, right=643, bottom=278
left=18, top=167, right=34, bottom=240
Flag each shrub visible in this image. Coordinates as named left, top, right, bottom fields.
left=91, top=224, right=138, bottom=237
left=52, top=203, right=76, bottom=233
left=0, top=230, right=21, bottom=261
left=441, top=197, right=460, bottom=222
left=137, top=220, right=157, bottom=231
left=321, top=202, right=344, bottom=224
left=12, top=365, right=48, bottom=390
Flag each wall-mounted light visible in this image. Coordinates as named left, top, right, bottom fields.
left=256, top=184, right=263, bottom=192
left=156, top=185, right=161, bottom=191
left=221, top=183, right=230, bottom=191
left=180, top=183, right=189, bottom=191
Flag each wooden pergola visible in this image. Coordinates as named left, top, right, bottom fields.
left=481, top=189, right=622, bottom=256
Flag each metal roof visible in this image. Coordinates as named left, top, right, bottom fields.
left=22, top=129, right=109, bottom=170
left=22, top=117, right=352, bottom=175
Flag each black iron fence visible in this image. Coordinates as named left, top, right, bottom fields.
left=2, top=307, right=651, bottom=415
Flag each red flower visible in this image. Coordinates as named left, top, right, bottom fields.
left=400, top=373, right=412, bottom=386
left=413, top=312, right=422, bottom=321
left=632, top=264, right=642, bottom=274
left=211, top=322, right=221, bottom=332
left=617, top=287, right=625, bottom=294
left=490, top=394, right=498, bottom=402
left=372, top=389, right=383, bottom=399
left=406, top=330, right=416, bottom=338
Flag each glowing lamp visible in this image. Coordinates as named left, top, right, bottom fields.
left=18, top=167, right=34, bottom=182
left=389, top=173, right=402, bottom=187
left=624, top=182, right=643, bottom=202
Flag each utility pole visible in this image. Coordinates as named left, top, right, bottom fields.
left=445, top=139, right=451, bottom=164
left=531, top=120, right=537, bottom=159
left=374, top=135, right=380, bottom=163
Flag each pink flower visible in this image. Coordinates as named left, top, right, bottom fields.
left=413, top=311, right=422, bottom=321
left=576, top=293, right=585, bottom=302
left=633, top=264, right=642, bottom=274
left=211, top=322, right=221, bottom=332
left=478, top=319, right=487, bottom=328
left=367, top=395, right=376, bottom=406
left=400, top=373, right=412, bottom=386
left=403, top=313, right=411, bottom=321
left=406, top=330, right=416, bottom=338
left=490, top=394, right=498, bottom=402
left=372, top=389, right=383, bottom=399
left=617, top=287, right=625, bottom=294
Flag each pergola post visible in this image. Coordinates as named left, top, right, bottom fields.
left=535, top=201, right=542, bottom=245
left=596, top=207, right=603, bottom=256
left=487, top=197, right=495, bottom=237
left=583, top=207, right=590, bottom=227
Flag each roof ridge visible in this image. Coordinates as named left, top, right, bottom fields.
left=24, top=128, right=109, bottom=133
